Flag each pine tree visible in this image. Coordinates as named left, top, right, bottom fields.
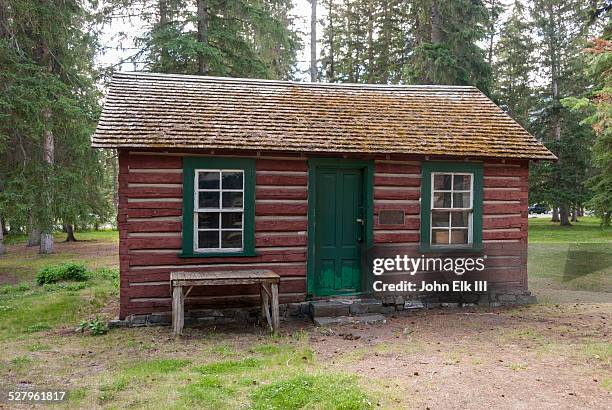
left=319, top=0, right=410, bottom=84
left=407, top=0, right=491, bottom=92
left=563, top=37, right=612, bottom=226
left=134, top=0, right=299, bottom=79
left=492, top=1, right=534, bottom=127
left=0, top=0, right=110, bottom=252
left=529, top=0, right=594, bottom=225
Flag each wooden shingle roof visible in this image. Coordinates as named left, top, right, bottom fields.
left=93, top=72, right=556, bottom=160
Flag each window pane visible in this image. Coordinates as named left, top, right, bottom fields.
left=450, top=229, right=468, bottom=244
left=452, top=192, right=471, bottom=208
left=222, top=171, right=243, bottom=190
left=451, top=211, right=469, bottom=227
left=222, top=212, right=242, bottom=229
left=433, top=192, right=451, bottom=208
left=434, top=174, right=452, bottom=190
left=222, top=191, right=243, bottom=209
left=431, top=211, right=450, bottom=227
left=198, top=191, right=219, bottom=209
left=454, top=174, right=471, bottom=190
left=221, top=231, right=242, bottom=248
left=432, top=229, right=449, bottom=245
left=198, top=230, right=219, bottom=249
left=198, top=171, right=219, bottom=189
left=198, top=212, right=219, bottom=229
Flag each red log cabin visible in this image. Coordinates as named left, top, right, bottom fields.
left=93, top=72, right=556, bottom=321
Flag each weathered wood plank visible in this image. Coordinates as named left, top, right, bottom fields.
left=127, top=221, right=182, bottom=233
left=256, top=159, right=307, bottom=171
left=374, top=175, right=421, bottom=187
left=255, top=219, right=308, bottom=232
left=256, top=174, right=307, bottom=186
left=256, top=187, right=308, bottom=200
left=126, top=186, right=183, bottom=198
left=127, top=171, right=183, bottom=184
left=256, top=203, right=308, bottom=216
left=375, top=163, right=421, bottom=174
left=130, top=154, right=182, bottom=169
left=374, top=188, right=420, bottom=201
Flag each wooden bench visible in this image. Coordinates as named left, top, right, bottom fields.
left=170, top=270, right=280, bottom=336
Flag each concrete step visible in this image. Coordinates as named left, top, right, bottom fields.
left=313, top=314, right=386, bottom=327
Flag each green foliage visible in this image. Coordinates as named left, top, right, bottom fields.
left=0, top=0, right=115, bottom=240
left=563, top=39, right=612, bottom=226
left=492, top=1, right=534, bottom=127
left=94, top=267, right=119, bottom=289
left=194, top=357, right=262, bottom=375
left=527, top=0, right=596, bottom=223
left=35, top=263, right=89, bottom=285
left=77, top=316, right=108, bottom=336
left=43, top=282, right=88, bottom=292
left=129, top=0, right=299, bottom=79
left=250, top=374, right=372, bottom=410
left=319, top=0, right=491, bottom=90
left=407, top=0, right=491, bottom=91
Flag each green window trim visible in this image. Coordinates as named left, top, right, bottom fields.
left=420, top=161, right=483, bottom=253
left=179, top=157, right=256, bottom=258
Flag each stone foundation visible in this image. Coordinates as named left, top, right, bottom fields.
left=109, top=291, right=536, bottom=328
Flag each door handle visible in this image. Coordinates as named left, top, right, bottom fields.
left=356, top=218, right=365, bottom=243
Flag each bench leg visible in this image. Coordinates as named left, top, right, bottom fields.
left=172, top=285, right=184, bottom=336
left=261, top=284, right=272, bottom=331
left=271, top=282, right=279, bottom=335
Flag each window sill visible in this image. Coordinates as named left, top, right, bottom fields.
left=178, top=251, right=257, bottom=258
left=418, top=244, right=483, bottom=254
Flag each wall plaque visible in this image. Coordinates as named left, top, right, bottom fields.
left=378, top=210, right=405, bottom=225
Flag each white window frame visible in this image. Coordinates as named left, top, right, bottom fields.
left=430, top=172, right=474, bottom=247
left=193, top=169, right=244, bottom=253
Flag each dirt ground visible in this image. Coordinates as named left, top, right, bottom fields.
left=308, top=302, right=611, bottom=409
left=3, top=301, right=609, bottom=409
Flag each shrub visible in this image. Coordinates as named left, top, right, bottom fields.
left=77, top=316, right=108, bottom=336
left=94, top=267, right=119, bottom=289
left=36, top=263, right=89, bottom=285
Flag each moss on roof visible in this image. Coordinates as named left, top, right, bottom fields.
left=93, top=72, right=556, bottom=160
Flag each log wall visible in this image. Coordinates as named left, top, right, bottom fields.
left=118, top=150, right=529, bottom=318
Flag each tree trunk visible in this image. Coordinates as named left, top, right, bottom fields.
left=487, top=2, right=495, bottom=67
left=158, top=0, right=169, bottom=70
left=1, top=215, right=7, bottom=236
left=28, top=229, right=41, bottom=246
left=39, top=108, right=55, bottom=255
left=559, top=205, right=571, bottom=226
left=571, top=207, right=577, bottom=222
left=196, top=0, right=209, bottom=75
left=65, top=224, right=77, bottom=242
left=430, top=0, right=443, bottom=43
left=345, top=0, right=354, bottom=83
left=0, top=213, right=6, bottom=255
left=310, top=0, right=317, bottom=82
left=367, top=0, right=374, bottom=83
left=327, top=0, right=335, bottom=82
left=547, top=3, right=564, bottom=226
left=551, top=207, right=559, bottom=222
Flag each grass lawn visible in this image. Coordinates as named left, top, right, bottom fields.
left=528, top=217, right=612, bottom=300
left=528, top=216, right=612, bottom=243
left=0, top=220, right=609, bottom=409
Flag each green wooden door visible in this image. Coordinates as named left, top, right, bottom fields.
left=313, top=167, right=364, bottom=296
